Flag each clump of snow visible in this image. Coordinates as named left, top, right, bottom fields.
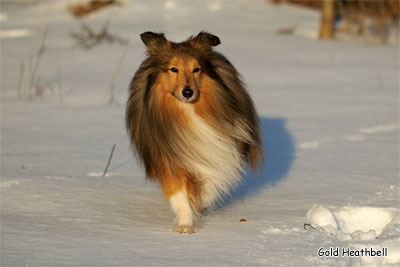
left=87, top=172, right=111, bottom=177
left=306, top=204, right=338, bottom=235
left=307, top=205, right=397, bottom=240
left=335, top=206, right=396, bottom=237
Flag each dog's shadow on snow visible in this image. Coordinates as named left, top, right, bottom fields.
left=220, top=117, right=295, bottom=208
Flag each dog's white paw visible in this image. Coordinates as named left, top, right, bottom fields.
left=172, top=225, right=198, bottom=234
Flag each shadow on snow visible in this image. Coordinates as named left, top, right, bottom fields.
left=221, top=117, right=296, bottom=208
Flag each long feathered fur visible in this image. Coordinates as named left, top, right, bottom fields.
left=126, top=31, right=263, bottom=211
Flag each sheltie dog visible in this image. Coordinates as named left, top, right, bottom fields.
left=126, top=31, right=263, bottom=234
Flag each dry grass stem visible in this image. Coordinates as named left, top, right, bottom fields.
left=17, top=60, right=25, bottom=98
left=29, top=24, right=48, bottom=99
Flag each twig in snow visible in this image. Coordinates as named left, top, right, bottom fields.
left=103, top=144, right=116, bottom=177
left=304, top=223, right=316, bottom=230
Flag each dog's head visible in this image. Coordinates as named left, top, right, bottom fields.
left=140, top=31, right=220, bottom=103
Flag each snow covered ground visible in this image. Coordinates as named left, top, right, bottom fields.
left=1, top=1, right=399, bottom=266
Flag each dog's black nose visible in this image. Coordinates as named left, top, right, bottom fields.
left=182, top=88, right=194, bottom=99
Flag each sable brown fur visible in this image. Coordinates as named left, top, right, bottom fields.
left=126, top=31, right=263, bottom=214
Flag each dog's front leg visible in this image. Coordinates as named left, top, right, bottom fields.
left=160, top=171, right=197, bottom=234
left=169, top=190, right=197, bottom=234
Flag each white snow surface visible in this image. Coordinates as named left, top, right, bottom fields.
left=1, top=1, right=399, bottom=266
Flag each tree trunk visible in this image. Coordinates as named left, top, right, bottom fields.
left=319, top=0, right=335, bottom=40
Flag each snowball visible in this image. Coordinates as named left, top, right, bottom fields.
left=306, top=204, right=338, bottom=235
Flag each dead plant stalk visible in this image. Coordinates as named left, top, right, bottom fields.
left=29, top=24, right=48, bottom=99
left=17, top=60, right=25, bottom=98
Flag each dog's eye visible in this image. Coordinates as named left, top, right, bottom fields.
left=193, top=67, right=200, bottom=73
left=170, top=67, right=178, bottom=73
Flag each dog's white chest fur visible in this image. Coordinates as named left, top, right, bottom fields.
left=180, top=105, right=245, bottom=208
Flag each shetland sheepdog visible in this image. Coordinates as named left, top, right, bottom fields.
left=126, top=31, right=263, bottom=234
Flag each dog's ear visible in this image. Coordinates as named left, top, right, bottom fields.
left=191, top=31, right=220, bottom=53
left=140, top=31, right=168, bottom=54
left=195, top=31, right=220, bottom=47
